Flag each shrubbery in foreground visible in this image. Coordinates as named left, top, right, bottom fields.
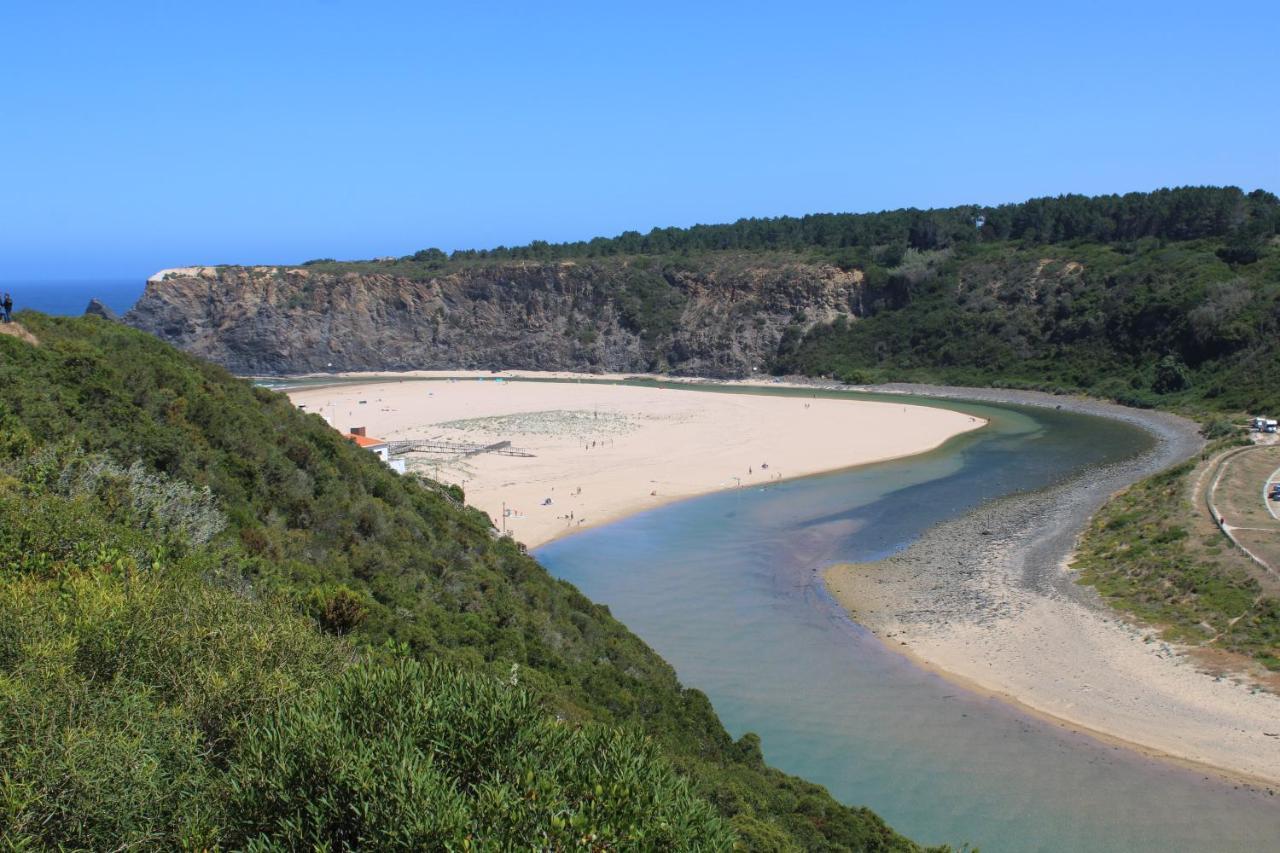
left=0, top=455, right=731, bottom=849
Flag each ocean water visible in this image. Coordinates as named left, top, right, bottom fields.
left=1, top=279, right=144, bottom=317
left=537, top=397, right=1280, bottom=851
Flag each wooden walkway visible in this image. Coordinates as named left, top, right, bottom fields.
left=386, top=438, right=536, bottom=458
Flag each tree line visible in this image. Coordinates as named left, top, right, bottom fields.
left=415, top=186, right=1278, bottom=263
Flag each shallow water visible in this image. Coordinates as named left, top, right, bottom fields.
left=536, top=396, right=1280, bottom=851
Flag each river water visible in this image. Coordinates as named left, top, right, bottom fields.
left=536, top=390, right=1280, bottom=851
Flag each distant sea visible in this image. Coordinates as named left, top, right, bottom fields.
left=2, top=279, right=145, bottom=317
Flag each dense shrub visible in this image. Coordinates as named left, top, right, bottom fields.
left=774, top=236, right=1280, bottom=414
left=228, top=658, right=732, bottom=850
left=0, top=457, right=731, bottom=850
left=0, top=569, right=346, bottom=849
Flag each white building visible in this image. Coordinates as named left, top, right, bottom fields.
left=344, top=430, right=389, bottom=461
left=344, top=427, right=411, bottom=474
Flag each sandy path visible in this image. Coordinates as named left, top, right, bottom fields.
left=287, top=376, right=983, bottom=548
left=825, top=386, right=1280, bottom=788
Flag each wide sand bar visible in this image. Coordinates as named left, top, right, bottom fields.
left=287, top=374, right=983, bottom=548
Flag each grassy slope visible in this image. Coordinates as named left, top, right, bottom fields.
left=1071, top=439, right=1280, bottom=672
left=0, top=314, right=928, bottom=851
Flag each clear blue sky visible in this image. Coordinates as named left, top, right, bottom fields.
left=3, top=1, right=1277, bottom=280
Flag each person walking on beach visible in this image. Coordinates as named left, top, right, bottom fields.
left=1, top=293, right=10, bottom=323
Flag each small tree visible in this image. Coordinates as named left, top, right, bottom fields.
left=1153, top=355, right=1191, bottom=394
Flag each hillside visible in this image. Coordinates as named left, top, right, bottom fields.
left=126, top=187, right=1280, bottom=413
left=0, top=315, right=928, bottom=850
left=776, top=235, right=1280, bottom=413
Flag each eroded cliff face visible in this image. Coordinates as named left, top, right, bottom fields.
left=125, top=259, right=862, bottom=376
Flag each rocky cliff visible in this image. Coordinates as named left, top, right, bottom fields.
left=125, top=258, right=863, bottom=376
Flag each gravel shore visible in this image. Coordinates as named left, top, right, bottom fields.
left=852, top=383, right=1206, bottom=602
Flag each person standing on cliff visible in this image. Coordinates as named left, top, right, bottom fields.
left=1, top=293, right=10, bottom=323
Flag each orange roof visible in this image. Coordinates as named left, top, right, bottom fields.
left=344, top=433, right=387, bottom=448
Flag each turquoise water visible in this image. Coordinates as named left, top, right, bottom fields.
left=536, top=396, right=1280, bottom=851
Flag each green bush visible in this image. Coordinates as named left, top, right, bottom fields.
left=0, top=457, right=732, bottom=850
left=0, top=568, right=346, bottom=850
left=227, top=657, right=733, bottom=850
left=1201, top=416, right=1239, bottom=439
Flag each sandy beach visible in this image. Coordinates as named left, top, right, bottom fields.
left=287, top=374, right=984, bottom=548
left=825, top=386, right=1280, bottom=788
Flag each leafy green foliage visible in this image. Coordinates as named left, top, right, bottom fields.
left=775, top=237, right=1280, bottom=414
left=0, top=317, right=931, bottom=850
left=228, top=657, right=731, bottom=850
left=0, top=444, right=730, bottom=849
left=0, top=541, right=347, bottom=847
left=13, top=446, right=227, bottom=559
left=614, top=263, right=688, bottom=347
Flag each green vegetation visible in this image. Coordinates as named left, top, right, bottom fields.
left=614, top=262, right=689, bottom=346
left=1072, top=441, right=1280, bottom=670
left=760, top=188, right=1280, bottom=414
left=0, top=316, right=932, bottom=850
left=0, top=514, right=726, bottom=848
left=773, top=237, right=1280, bottom=413
left=229, top=658, right=728, bottom=849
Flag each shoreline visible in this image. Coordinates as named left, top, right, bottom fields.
left=529, top=436, right=972, bottom=550
left=836, top=593, right=1280, bottom=792
left=824, top=385, right=1280, bottom=789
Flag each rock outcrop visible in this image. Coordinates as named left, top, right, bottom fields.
left=84, top=298, right=120, bottom=322
left=126, top=259, right=863, bottom=377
